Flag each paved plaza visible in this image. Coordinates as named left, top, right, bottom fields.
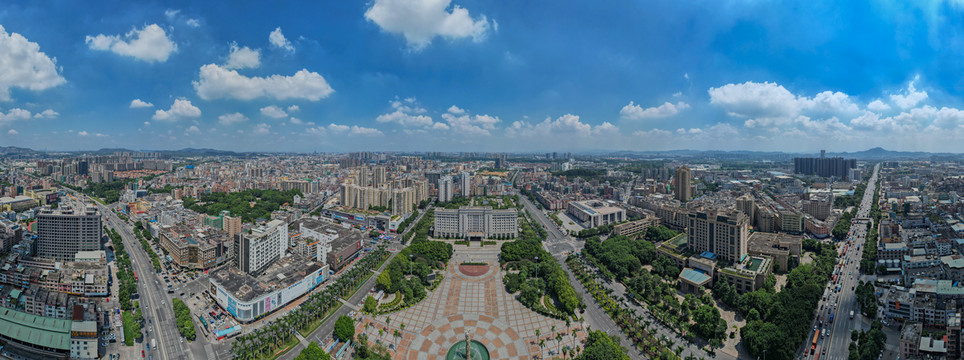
left=357, top=244, right=586, bottom=359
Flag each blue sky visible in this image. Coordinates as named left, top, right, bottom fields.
left=2, top=0, right=964, bottom=153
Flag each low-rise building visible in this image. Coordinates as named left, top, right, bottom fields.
left=718, top=255, right=772, bottom=294
left=433, top=207, right=518, bottom=240
left=612, top=214, right=659, bottom=237
left=567, top=200, right=626, bottom=228
left=209, top=255, right=328, bottom=323
left=746, top=232, right=802, bottom=273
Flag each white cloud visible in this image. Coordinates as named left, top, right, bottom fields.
left=447, top=105, right=465, bottom=114
left=328, top=123, right=383, bottom=136
left=218, top=112, right=247, bottom=125
left=866, top=99, right=890, bottom=112
left=164, top=9, right=180, bottom=19
left=6, top=129, right=17, bottom=135
left=34, top=109, right=58, bottom=119
left=194, top=64, right=334, bottom=101
left=78, top=131, right=89, bottom=137
left=890, top=75, right=928, bottom=109
left=441, top=111, right=500, bottom=136
left=86, top=24, right=177, bottom=63
left=287, top=105, right=300, bottom=113
left=186, top=125, right=200, bottom=134
left=506, top=114, right=616, bottom=138
left=152, top=99, right=201, bottom=121
left=259, top=105, right=287, bottom=119
left=328, top=123, right=349, bottom=132
left=289, top=117, right=303, bottom=124
left=269, top=27, right=294, bottom=52
left=708, top=81, right=803, bottom=118
left=375, top=98, right=437, bottom=127
left=0, top=25, right=66, bottom=101
left=619, top=101, right=689, bottom=120
left=253, top=123, right=271, bottom=134
left=224, top=43, right=261, bottom=69
left=305, top=126, right=326, bottom=135
left=130, top=99, right=153, bottom=108
left=933, top=107, right=964, bottom=129
left=632, top=128, right=671, bottom=137
left=0, top=108, right=33, bottom=122
left=186, top=19, right=200, bottom=28
left=810, top=91, right=859, bottom=114
left=364, top=0, right=492, bottom=50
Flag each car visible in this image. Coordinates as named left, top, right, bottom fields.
left=142, top=350, right=145, bottom=358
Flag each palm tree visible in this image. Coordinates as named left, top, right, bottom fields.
left=400, top=322, right=406, bottom=332
left=536, top=328, right=541, bottom=338
left=556, top=333, right=563, bottom=357
left=379, top=328, right=385, bottom=339
left=386, top=316, right=391, bottom=325
left=393, top=329, right=401, bottom=345
left=539, top=339, right=546, bottom=357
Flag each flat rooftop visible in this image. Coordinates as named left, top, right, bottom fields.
left=210, top=254, right=322, bottom=302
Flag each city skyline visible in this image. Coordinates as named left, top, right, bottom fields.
left=3, top=1, right=964, bottom=152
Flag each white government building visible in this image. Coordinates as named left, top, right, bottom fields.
left=434, top=206, right=518, bottom=240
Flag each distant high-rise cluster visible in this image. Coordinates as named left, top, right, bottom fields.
left=793, top=151, right=856, bottom=180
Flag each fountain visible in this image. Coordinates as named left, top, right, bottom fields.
left=445, top=331, right=490, bottom=360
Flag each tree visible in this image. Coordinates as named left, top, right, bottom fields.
left=294, top=341, right=331, bottom=360
left=576, top=330, right=629, bottom=360
left=334, top=315, right=355, bottom=342
left=364, top=296, right=377, bottom=313
left=376, top=271, right=392, bottom=291
left=692, top=305, right=725, bottom=340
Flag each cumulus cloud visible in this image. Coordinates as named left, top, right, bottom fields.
left=164, top=9, right=180, bottom=19
left=0, top=25, right=66, bottom=101
left=218, top=112, right=247, bottom=125
left=866, top=99, right=890, bottom=112
left=441, top=110, right=500, bottom=136
left=130, top=99, right=153, bottom=108
left=447, top=105, right=465, bottom=114
left=186, top=19, right=200, bottom=28
left=152, top=99, right=201, bottom=121
left=364, top=0, right=492, bottom=50
left=269, top=27, right=293, bottom=52
left=253, top=123, right=271, bottom=134
left=194, top=64, right=334, bottom=101
left=328, top=123, right=382, bottom=136
left=34, top=109, right=58, bottom=119
left=0, top=108, right=32, bottom=123
left=289, top=117, right=303, bottom=124
left=260, top=105, right=287, bottom=119
left=186, top=125, right=200, bottom=134
left=506, top=114, right=616, bottom=138
left=287, top=105, right=300, bottom=113
left=890, top=76, right=928, bottom=109
left=375, top=98, right=437, bottom=127
left=78, top=131, right=89, bottom=136
left=708, top=81, right=804, bottom=118
left=86, top=24, right=177, bottom=63
left=6, top=129, right=17, bottom=135
left=224, top=43, right=260, bottom=69
left=619, top=101, right=689, bottom=120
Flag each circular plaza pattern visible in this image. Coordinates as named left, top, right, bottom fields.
left=458, top=264, right=490, bottom=277
left=411, top=314, right=525, bottom=359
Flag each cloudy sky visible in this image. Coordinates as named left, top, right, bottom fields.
left=2, top=1, right=964, bottom=153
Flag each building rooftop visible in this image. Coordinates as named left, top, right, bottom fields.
left=569, top=200, right=624, bottom=216
left=0, top=307, right=71, bottom=351
left=679, top=268, right=711, bottom=285
left=210, top=254, right=322, bottom=302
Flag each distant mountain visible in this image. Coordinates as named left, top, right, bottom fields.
left=830, top=147, right=956, bottom=160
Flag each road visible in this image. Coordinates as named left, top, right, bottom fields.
left=516, top=192, right=645, bottom=360
left=806, top=163, right=880, bottom=360
left=94, top=198, right=215, bottom=360
left=277, top=249, right=400, bottom=360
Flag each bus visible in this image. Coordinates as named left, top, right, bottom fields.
left=813, top=345, right=821, bottom=360
left=811, top=330, right=820, bottom=350
left=133, top=271, right=138, bottom=281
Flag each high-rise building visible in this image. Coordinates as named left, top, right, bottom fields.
left=438, top=176, right=454, bottom=202
left=793, top=156, right=857, bottom=180
left=735, top=194, right=755, bottom=221
left=460, top=171, right=472, bottom=197
left=36, top=203, right=101, bottom=260
left=222, top=215, right=242, bottom=237
left=235, top=220, right=288, bottom=276
left=372, top=166, right=387, bottom=187
left=686, top=208, right=749, bottom=263
left=673, top=166, right=692, bottom=202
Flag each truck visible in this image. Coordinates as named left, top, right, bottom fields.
left=151, top=339, right=156, bottom=351
left=850, top=310, right=855, bottom=319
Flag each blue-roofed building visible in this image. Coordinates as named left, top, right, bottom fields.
left=679, top=268, right=711, bottom=293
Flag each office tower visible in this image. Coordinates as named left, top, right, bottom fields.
left=461, top=171, right=471, bottom=197
left=686, top=208, right=749, bottom=262
left=434, top=207, right=519, bottom=240
left=222, top=215, right=242, bottom=237
left=439, top=176, right=454, bottom=202
left=673, top=166, right=692, bottom=202
left=36, top=203, right=102, bottom=260
left=235, top=220, right=288, bottom=276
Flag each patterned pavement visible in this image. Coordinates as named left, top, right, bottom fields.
left=357, top=244, right=586, bottom=359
